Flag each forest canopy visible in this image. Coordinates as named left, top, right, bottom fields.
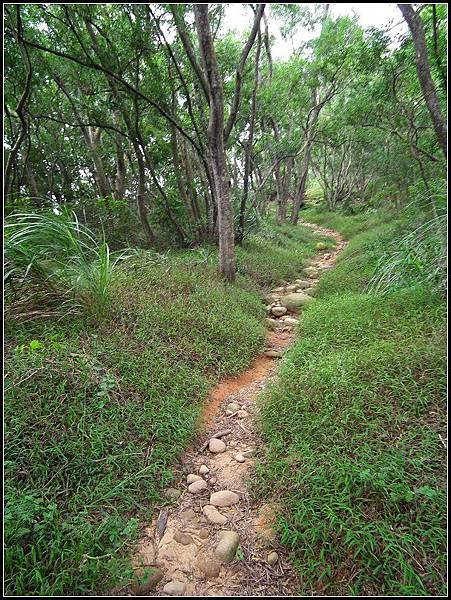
left=4, top=3, right=447, bottom=281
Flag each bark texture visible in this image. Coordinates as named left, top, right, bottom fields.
left=398, top=4, right=447, bottom=159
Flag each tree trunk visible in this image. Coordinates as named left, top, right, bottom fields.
left=84, top=126, right=112, bottom=198
left=112, top=114, right=126, bottom=200
left=291, top=138, right=313, bottom=224
left=237, top=28, right=262, bottom=243
left=171, top=123, right=197, bottom=230
left=136, top=145, right=156, bottom=247
left=4, top=6, right=33, bottom=200
left=291, top=96, right=321, bottom=224
left=398, top=4, right=447, bottom=159
left=194, top=5, right=236, bottom=281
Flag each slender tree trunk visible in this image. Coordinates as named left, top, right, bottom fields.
left=237, top=28, right=262, bottom=243
left=194, top=5, right=236, bottom=281
left=280, top=157, right=293, bottom=221
left=398, top=4, right=447, bottom=159
left=291, top=98, right=321, bottom=224
left=135, top=145, right=156, bottom=246
left=4, top=6, right=33, bottom=199
left=24, top=161, right=40, bottom=205
left=291, top=138, right=313, bottom=224
left=183, top=139, right=203, bottom=229
left=84, top=126, right=112, bottom=198
left=171, top=123, right=197, bottom=229
left=112, top=114, right=126, bottom=200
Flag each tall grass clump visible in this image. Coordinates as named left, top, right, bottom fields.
left=4, top=211, right=129, bottom=321
left=367, top=213, right=447, bottom=295
left=366, top=184, right=447, bottom=296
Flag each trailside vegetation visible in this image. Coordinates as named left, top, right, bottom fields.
left=4, top=3, right=447, bottom=596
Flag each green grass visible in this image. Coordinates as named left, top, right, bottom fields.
left=302, top=206, right=395, bottom=240
left=4, top=223, right=322, bottom=596
left=4, top=211, right=132, bottom=321
left=235, top=223, right=328, bottom=287
left=255, top=211, right=447, bottom=596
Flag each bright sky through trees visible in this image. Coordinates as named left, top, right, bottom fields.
left=224, top=3, right=408, bottom=58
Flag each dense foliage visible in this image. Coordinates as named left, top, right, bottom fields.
left=5, top=5, right=446, bottom=261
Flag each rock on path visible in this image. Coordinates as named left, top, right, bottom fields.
left=214, top=531, right=240, bottom=563
left=209, top=438, right=226, bottom=453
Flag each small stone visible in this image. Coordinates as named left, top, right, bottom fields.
left=294, top=279, right=311, bottom=288
left=264, top=349, right=282, bottom=358
left=304, top=267, right=319, bottom=279
left=198, top=528, right=210, bottom=539
left=174, top=531, right=194, bottom=545
left=237, top=410, right=249, bottom=419
left=281, top=292, right=314, bottom=310
left=285, top=284, right=298, bottom=292
left=188, top=479, right=208, bottom=494
left=209, top=438, right=226, bottom=453
left=215, top=530, right=240, bottom=563
left=267, top=551, right=279, bottom=565
left=163, top=580, right=186, bottom=595
left=198, top=556, right=221, bottom=578
left=203, top=504, right=228, bottom=525
left=228, top=440, right=238, bottom=448
left=209, top=476, right=217, bottom=484
left=199, top=465, right=210, bottom=476
left=210, top=490, right=239, bottom=507
left=165, top=488, right=181, bottom=501
left=187, top=473, right=203, bottom=484
left=180, top=508, right=197, bottom=522
left=234, top=452, right=245, bottom=463
left=271, top=305, right=287, bottom=317
left=226, top=402, right=240, bottom=414
left=284, top=317, right=299, bottom=326
left=131, top=568, right=164, bottom=595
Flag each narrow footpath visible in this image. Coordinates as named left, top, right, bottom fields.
left=130, top=223, right=347, bottom=597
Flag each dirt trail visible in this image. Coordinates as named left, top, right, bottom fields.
left=130, top=223, right=347, bottom=597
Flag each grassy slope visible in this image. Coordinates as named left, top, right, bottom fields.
left=4, top=223, right=322, bottom=596
left=255, top=210, right=447, bottom=596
